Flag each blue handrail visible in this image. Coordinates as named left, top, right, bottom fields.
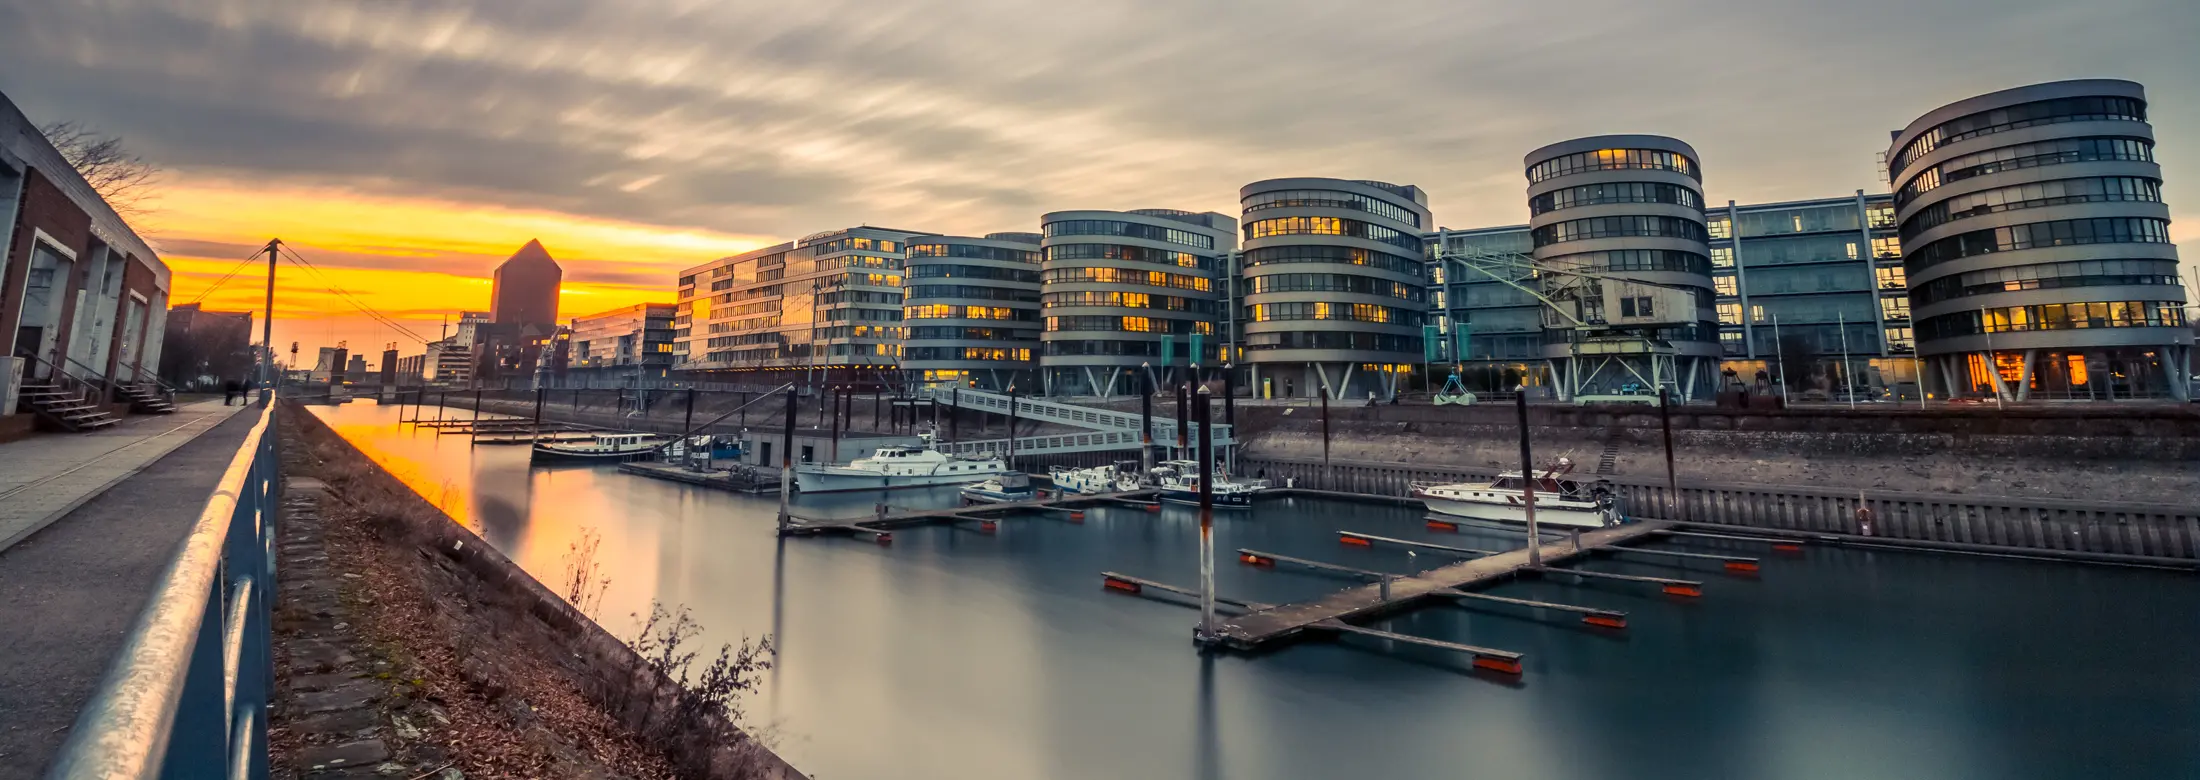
left=46, top=402, right=278, bottom=780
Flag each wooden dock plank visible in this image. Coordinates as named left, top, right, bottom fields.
left=1212, top=521, right=1671, bottom=649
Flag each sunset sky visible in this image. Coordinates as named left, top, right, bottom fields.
left=3, top=0, right=2196, bottom=361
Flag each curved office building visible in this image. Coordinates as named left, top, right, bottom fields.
left=900, top=232, right=1043, bottom=391
left=1038, top=209, right=1235, bottom=397
left=1890, top=79, right=2188, bottom=401
left=1238, top=178, right=1431, bottom=401
left=1525, top=135, right=1720, bottom=399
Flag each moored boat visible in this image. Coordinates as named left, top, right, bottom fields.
left=531, top=432, right=676, bottom=464
left=1151, top=460, right=1266, bottom=508
left=794, top=433, right=1008, bottom=492
left=1410, top=458, right=1618, bottom=529
left=1049, top=462, right=1142, bottom=495
left=960, top=472, right=1036, bottom=504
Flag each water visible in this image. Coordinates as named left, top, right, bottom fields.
left=313, top=401, right=2200, bottom=779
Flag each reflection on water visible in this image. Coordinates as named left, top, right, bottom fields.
left=314, top=400, right=2200, bottom=780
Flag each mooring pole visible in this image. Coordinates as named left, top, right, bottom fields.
left=1175, top=381, right=1188, bottom=461
left=740, top=391, right=749, bottom=427
left=829, top=386, right=842, bottom=463
left=1222, top=361, right=1237, bottom=474
left=1196, top=383, right=1216, bottom=642
left=472, top=389, right=484, bottom=448
left=778, top=388, right=797, bottom=532
left=436, top=392, right=447, bottom=424
left=1660, top=387, right=1681, bottom=521
left=1319, top=390, right=1331, bottom=466
left=1139, top=367, right=1154, bottom=477
left=1515, top=387, right=1541, bottom=565
left=1006, top=386, right=1019, bottom=472
left=949, top=388, right=960, bottom=441
left=573, top=388, right=581, bottom=411
left=532, top=386, right=546, bottom=442
left=684, top=387, right=696, bottom=433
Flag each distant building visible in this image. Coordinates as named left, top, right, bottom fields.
left=159, top=302, right=254, bottom=389
left=1890, top=79, right=2187, bottom=401
left=346, top=354, right=367, bottom=380
left=676, top=226, right=935, bottom=381
left=568, top=302, right=677, bottom=384
left=1238, top=178, right=1428, bottom=401
left=900, top=232, right=1042, bottom=392
left=424, top=311, right=488, bottom=386
left=0, top=88, right=172, bottom=425
left=490, top=239, right=562, bottom=329
left=1037, top=209, right=1235, bottom=397
left=394, top=353, right=427, bottom=384
left=309, top=346, right=348, bottom=384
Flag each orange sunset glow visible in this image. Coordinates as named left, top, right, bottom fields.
left=151, top=172, right=771, bottom=358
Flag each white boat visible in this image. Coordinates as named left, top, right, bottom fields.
left=1152, top=460, right=1266, bottom=508
left=1050, top=462, right=1142, bottom=495
left=1410, top=459, right=1618, bottom=529
left=960, top=472, right=1036, bottom=504
left=531, top=432, right=676, bottom=464
left=794, top=433, right=1008, bottom=493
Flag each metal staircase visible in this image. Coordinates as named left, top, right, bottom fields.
left=17, top=382, right=120, bottom=432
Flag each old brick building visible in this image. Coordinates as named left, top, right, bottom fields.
left=0, top=90, right=173, bottom=436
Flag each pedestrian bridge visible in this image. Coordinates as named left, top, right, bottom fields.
left=919, top=387, right=1233, bottom=453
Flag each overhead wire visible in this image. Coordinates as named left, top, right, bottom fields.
left=186, top=243, right=274, bottom=304
left=277, top=243, right=434, bottom=345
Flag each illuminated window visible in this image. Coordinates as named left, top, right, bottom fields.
left=1715, top=276, right=1738, bottom=296
left=1717, top=303, right=1742, bottom=324
left=1711, top=247, right=1734, bottom=268
left=1707, top=218, right=1731, bottom=240
left=1876, top=266, right=1907, bottom=289
left=1881, top=296, right=1910, bottom=321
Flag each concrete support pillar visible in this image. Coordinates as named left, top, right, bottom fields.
left=2014, top=349, right=2037, bottom=401
left=1981, top=351, right=2013, bottom=402
left=1937, top=355, right=1964, bottom=400
left=2165, top=345, right=2191, bottom=402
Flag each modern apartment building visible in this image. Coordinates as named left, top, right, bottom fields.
left=1037, top=209, right=1235, bottom=397
left=900, top=232, right=1043, bottom=391
left=568, top=302, right=677, bottom=382
left=1889, top=79, right=2188, bottom=401
left=676, top=226, right=933, bottom=382
left=1238, top=178, right=1431, bottom=401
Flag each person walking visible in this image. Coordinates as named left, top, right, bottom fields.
left=221, top=379, right=238, bottom=406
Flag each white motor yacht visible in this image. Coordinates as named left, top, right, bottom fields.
left=794, top=433, right=1008, bottom=492
left=1410, top=458, right=1618, bottom=529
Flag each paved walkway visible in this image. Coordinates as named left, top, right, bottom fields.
left=0, top=400, right=249, bottom=553
left=0, top=401, right=261, bottom=777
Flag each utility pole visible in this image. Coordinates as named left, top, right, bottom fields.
left=778, top=388, right=798, bottom=532
left=1139, top=367, right=1154, bottom=477
left=259, top=239, right=279, bottom=400
left=1660, top=387, right=1681, bottom=521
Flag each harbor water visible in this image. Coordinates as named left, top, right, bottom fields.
left=312, top=401, right=2200, bottom=780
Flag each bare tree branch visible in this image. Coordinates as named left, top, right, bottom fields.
left=39, top=120, right=162, bottom=219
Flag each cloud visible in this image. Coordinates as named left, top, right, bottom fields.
left=5, top=0, right=2197, bottom=241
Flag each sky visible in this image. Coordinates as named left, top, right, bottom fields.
left=3, top=0, right=2198, bottom=360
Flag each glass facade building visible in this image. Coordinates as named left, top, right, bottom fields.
left=1038, top=209, right=1236, bottom=397
left=568, top=302, right=678, bottom=382
left=1238, top=178, right=1431, bottom=401
left=675, top=226, right=934, bottom=378
left=1523, top=136, right=1721, bottom=399
left=1890, top=79, right=2188, bottom=401
left=900, top=232, right=1043, bottom=391
left=1432, top=194, right=1919, bottom=400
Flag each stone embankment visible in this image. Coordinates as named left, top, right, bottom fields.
left=273, top=403, right=802, bottom=779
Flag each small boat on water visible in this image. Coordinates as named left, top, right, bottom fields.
left=663, top=434, right=743, bottom=462
left=1152, top=460, right=1266, bottom=508
left=960, top=472, right=1036, bottom=504
left=1410, top=458, right=1619, bottom=529
left=531, top=432, right=676, bottom=464
left=794, top=432, right=1008, bottom=492
left=1050, top=462, right=1142, bottom=495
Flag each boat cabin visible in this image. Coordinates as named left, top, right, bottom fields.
left=1489, top=473, right=1584, bottom=498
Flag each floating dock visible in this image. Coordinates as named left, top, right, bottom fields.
left=617, top=461, right=779, bottom=493
left=780, top=489, right=1159, bottom=539
left=1204, top=521, right=1674, bottom=652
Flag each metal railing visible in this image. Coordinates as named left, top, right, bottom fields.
left=47, top=403, right=279, bottom=780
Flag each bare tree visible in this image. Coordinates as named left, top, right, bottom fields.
left=39, top=120, right=161, bottom=217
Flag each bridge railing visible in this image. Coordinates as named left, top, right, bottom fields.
left=47, top=404, right=279, bottom=780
